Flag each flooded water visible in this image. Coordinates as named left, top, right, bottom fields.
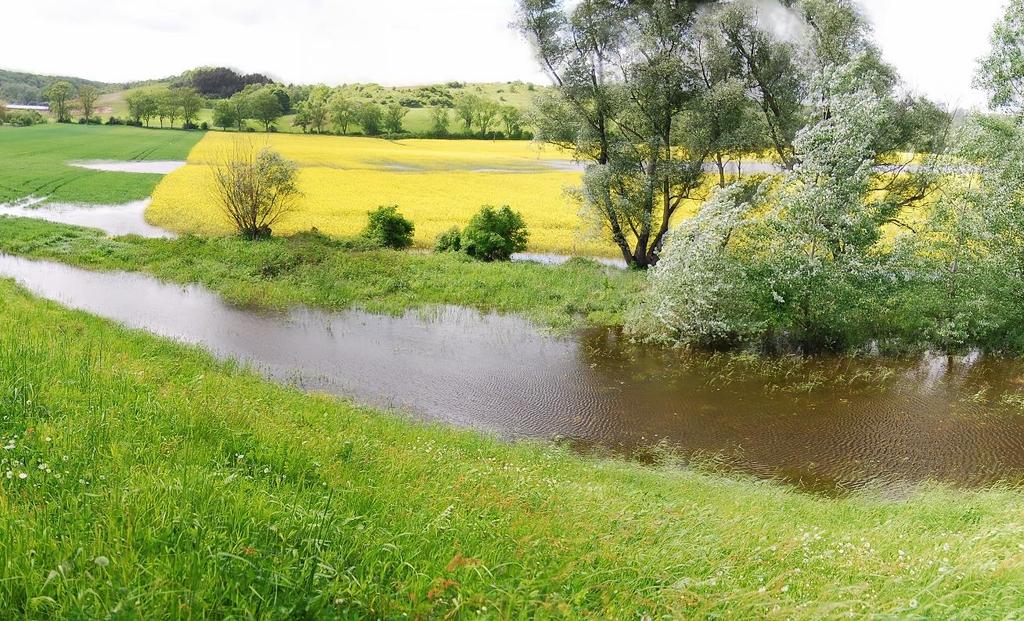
left=5, top=255, right=1024, bottom=494
left=511, top=252, right=627, bottom=269
left=70, top=160, right=186, bottom=174
left=1, top=199, right=625, bottom=264
left=0, top=199, right=174, bottom=239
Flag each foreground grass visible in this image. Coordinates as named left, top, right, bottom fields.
left=4, top=281, right=1024, bottom=618
left=0, top=124, right=203, bottom=205
left=0, top=217, right=640, bottom=329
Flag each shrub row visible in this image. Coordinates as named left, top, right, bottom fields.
left=360, top=205, right=529, bottom=261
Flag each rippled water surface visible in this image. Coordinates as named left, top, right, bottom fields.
left=4, top=254, right=1024, bottom=493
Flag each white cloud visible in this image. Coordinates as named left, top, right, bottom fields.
left=0, top=0, right=1009, bottom=108
left=858, top=0, right=1006, bottom=109
left=3, top=0, right=547, bottom=86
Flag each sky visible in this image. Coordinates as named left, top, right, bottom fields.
left=0, top=0, right=1009, bottom=109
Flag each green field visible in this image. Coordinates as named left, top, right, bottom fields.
left=0, top=218, right=637, bottom=330
left=4, top=279, right=1024, bottom=618
left=0, top=124, right=202, bottom=204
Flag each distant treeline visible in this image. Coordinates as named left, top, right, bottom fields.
left=1, top=65, right=540, bottom=140
left=0, top=69, right=109, bottom=105
left=174, top=67, right=273, bottom=99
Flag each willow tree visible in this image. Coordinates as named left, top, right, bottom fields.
left=517, top=0, right=714, bottom=268
left=977, top=0, right=1024, bottom=113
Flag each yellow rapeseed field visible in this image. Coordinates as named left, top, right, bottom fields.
left=148, top=132, right=710, bottom=256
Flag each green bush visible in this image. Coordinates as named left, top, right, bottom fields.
left=8, top=110, right=45, bottom=126
left=461, top=205, right=529, bottom=262
left=363, top=205, right=415, bottom=250
left=434, top=227, right=462, bottom=252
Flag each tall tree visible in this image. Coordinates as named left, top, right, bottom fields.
left=475, top=99, right=500, bottom=136
left=358, top=103, right=382, bottom=136
left=126, top=90, right=159, bottom=126
left=977, top=0, right=1024, bottom=113
left=328, top=92, right=356, bottom=134
left=500, top=105, right=524, bottom=138
left=212, top=100, right=237, bottom=131
left=713, top=2, right=806, bottom=169
left=687, top=16, right=768, bottom=186
left=383, top=103, right=408, bottom=135
left=176, top=87, right=203, bottom=128
left=298, top=86, right=330, bottom=134
left=430, top=107, right=450, bottom=136
left=454, top=93, right=480, bottom=133
left=76, top=84, right=99, bottom=122
left=517, top=0, right=711, bottom=268
left=44, top=81, right=74, bottom=123
left=228, top=92, right=252, bottom=131
left=157, top=89, right=181, bottom=128
left=249, top=88, right=283, bottom=131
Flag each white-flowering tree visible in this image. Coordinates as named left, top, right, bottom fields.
left=636, top=59, right=924, bottom=351
left=762, top=75, right=885, bottom=346
left=630, top=182, right=764, bottom=346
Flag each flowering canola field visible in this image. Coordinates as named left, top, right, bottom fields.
left=148, top=132, right=706, bottom=256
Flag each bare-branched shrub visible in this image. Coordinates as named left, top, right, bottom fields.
left=213, top=142, right=300, bottom=239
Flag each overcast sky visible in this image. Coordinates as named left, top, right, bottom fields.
left=1, top=0, right=1008, bottom=109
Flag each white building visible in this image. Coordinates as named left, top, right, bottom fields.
left=6, top=104, right=50, bottom=112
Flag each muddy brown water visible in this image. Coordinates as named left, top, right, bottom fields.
left=4, top=255, right=1024, bottom=494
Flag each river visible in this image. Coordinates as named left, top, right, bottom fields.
left=3, top=253, right=1024, bottom=494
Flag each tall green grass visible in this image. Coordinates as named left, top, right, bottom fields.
left=0, top=218, right=640, bottom=329
left=3, top=279, right=1024, bottom=618
left=0, top=124, right=202, bottom=205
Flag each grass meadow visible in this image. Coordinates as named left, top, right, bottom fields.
left=147, top=132, right=713, bottom=256
left=0, top=124, right=202, bottom=205
left=4, top=279, right=1024, bottom=618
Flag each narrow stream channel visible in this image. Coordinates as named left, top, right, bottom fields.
left=4, top=254, right=1024, bottom=494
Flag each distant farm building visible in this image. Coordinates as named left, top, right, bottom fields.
left=7, top=104, right=49, bottom=112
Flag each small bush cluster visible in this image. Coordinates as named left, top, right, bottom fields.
left=362, top=205, right=415, bottom=249
left=433, top=206, right=529, bottom=262
left=356, top=205, right=529, bottom=261
left=433, top=227, right=463, bottom=253
left=4, top=110, right=46, bottom=126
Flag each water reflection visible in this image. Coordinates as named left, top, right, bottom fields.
left=0, top=199, right=173, bottom=239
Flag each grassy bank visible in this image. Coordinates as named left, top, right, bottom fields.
left=0, top=217, right=640, bottom=329
left=0, top=124, right=203, bottom=205
left=3, top=279, right=1024, bottom=618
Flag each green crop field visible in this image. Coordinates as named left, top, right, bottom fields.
left=0, top=124, right=202, bottom=204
